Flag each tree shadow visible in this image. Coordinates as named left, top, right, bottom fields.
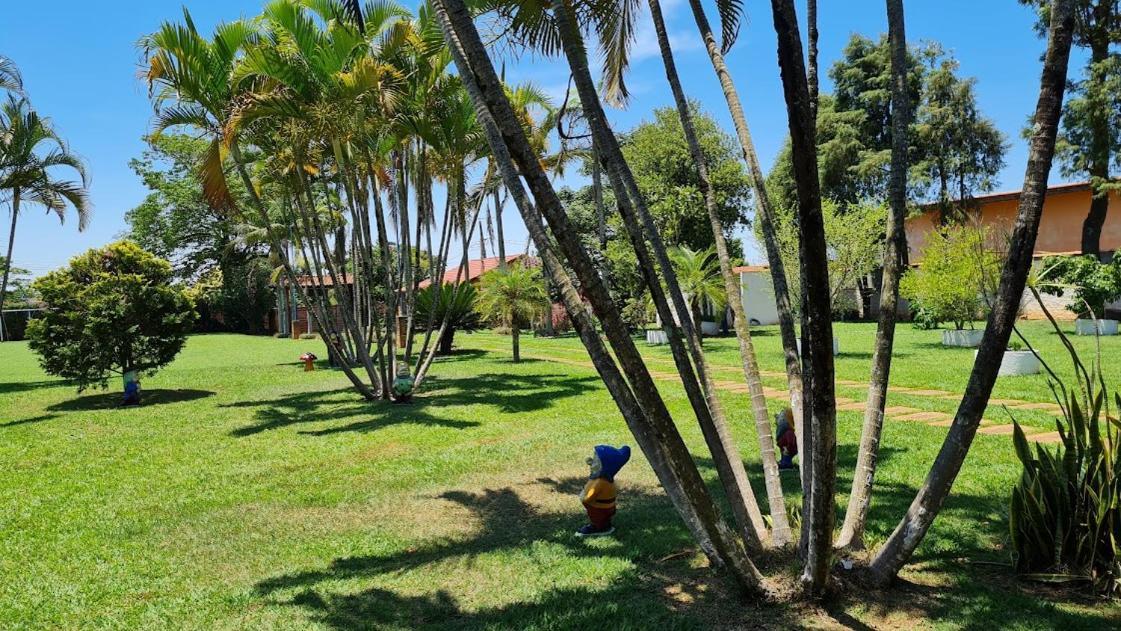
left=0, top=379, right=67, bottom=395
left=225, top=372, right=600, bottom=437
left=0, top=413, right=59, bottom=428
left=45, top=388, right=216, bottom=412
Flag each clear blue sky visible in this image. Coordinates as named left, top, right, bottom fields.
left=0, top=0, right=1082, bottom=276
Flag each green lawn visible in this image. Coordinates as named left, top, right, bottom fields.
left=1, top=324, right=1118, bottom=629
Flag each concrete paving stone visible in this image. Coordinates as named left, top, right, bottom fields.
left=895, top=411, right=953, bottom=422
left=883, top=406, right=920, bottom=415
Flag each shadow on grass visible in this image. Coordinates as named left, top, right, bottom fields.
left=250, top=472, right=1111, bottom=629
left=224, top=372, right=601, bottom=437
left=46, top=388, right=216, bottom=412
left=0, top=379, right=67, bottom=395
left=0, top=413, right=59, bottom=428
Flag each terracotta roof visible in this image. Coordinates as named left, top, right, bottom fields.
left=918, top=181, right=1091, bottom=211
left=419, top=254, right=528, bottom=288
left=733, top=264, right=770, bottom=274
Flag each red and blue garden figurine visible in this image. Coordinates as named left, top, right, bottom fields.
left=122, top=370, right=141, bottom=406
left=775, top=408, right=798, bottom=470
left=577, top=444, right=630, bottom=537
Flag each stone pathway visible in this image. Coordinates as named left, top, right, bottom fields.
left=467, top=339, right=1064, bottom=445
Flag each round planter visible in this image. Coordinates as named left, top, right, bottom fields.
left=942, top=329, right=984, bottom=348
left=796, top=338, right=840, bottom=356
left=976, top=349, right=1040, bottom=376
left=1075, top=318, right=1118, bottom=336
left=646, top=329, right=668, bottom=345
left=701, top=321, right=721, bottom=336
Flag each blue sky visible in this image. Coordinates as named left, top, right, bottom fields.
left=0, top=0, right=1080, bottom=277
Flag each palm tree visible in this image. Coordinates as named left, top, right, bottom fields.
left=685, top=0, right=808, bottom=517
left=669, top=246, right=724, bottom=343
left=0, top=56, right=23, bottom=96
left=767, top=0, right=838, bottom=596
left=647, top=0, right=792, bottom=546
left=0, top=97, right=91, bottom=336
left=476, top=263, right=547, bottom=361
left=431, top=0, right=765, bottom=592
left=837, top=0, right=911, bottom=552
left=868, top=0, right=1077, bottom=586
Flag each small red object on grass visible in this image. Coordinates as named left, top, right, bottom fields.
left=300, top=352, right=317, bottom=371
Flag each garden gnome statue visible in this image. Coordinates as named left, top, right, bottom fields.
left=775, top=408, right=797, bottom=470
left=391, top=370, right=415, bottom=403
left=300, top=352, right=317, bottom=372
left=122, top=370, right=141, bottom=406
left=577, top=444, right=631, bottom=537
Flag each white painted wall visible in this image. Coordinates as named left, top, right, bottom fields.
left=740, top=271, right=780, bottom=326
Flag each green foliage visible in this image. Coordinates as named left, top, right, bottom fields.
left=1009, top=311, right=1121, bottom=595
left=476, top=264, right=548, bottom=329
left=771, top=198, right=885, bottom=314
left=26, top=242, right=195, bottom=392
left=767, top=36, right=1004, bottom=211
left=0, top=256, right=34, bottom=307
left=1040, top=255, right=1121, bottom=319
left=669, top=246, right=726, bottom=324
left=415, top=282, right=482, bottom=354
left=901, top=225, right=1001, bottom=330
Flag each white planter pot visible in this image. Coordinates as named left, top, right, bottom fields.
left=1075, top=318, right=1118, bottom=336
left=942, top=329, right=984, bottom=348
left=701, top=321, right=721, bottom=336
left=797, top=338, right=840, bottom=356
left=976, top=349, right=1040, bottom=376
left=646, top=329, right=668, bottom=345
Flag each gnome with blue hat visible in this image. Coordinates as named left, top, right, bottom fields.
left=577, top=444, right=631, bottom=537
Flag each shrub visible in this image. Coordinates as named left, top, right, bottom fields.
left=414, top=282, right=481, bottom=355
left=1008, top=293, right=1121, bottom=595
left=27, top=242, right=196, bottom=393
left=901, top=225, right=1001, bottom=330
left=298, top=333, right=319, bottom=340
left=1039, top=254, right=1121, bottom=319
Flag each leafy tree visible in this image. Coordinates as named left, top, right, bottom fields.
left=125, top=134, right=272, bottom=333
left=772, top=199, right=885, bottom=314
left=1022, top=0, right=1121, bottom=256
left=0, top=257, right=33, bottom=307
left=476, top=263, right=547, bottom=362
left=1039, top=254, right=1121, bottom=318
left=768, top=35, right=1005, bottom=215
left=900, top=225, right=1001, bottom=330
left=414, top=282, right=481, bottom=356
left=27, top=242, right=196, bottom=394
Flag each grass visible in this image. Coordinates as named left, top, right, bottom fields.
left=0, top=323, right=1119, bottom=629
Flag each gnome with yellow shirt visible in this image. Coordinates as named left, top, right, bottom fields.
left=576, top=445, right=631, bottom=537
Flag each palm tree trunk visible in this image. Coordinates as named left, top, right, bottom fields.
left=836, top=0, right=910, bottom=552
left=551, top=0, right=770, bottom=547
left=433, top=0, right=765, bottom=593
left=0, top=189, right=20, bottom=342
left=685, top=0, right=808, bottom=503
left=494, top=187, right=507, bottom=265
left=512, top=323, right=520, bottom=362
left=768, top=0, right=837, bottom=595
left=1082, top=39, right=1111, bottom=257
left=649, top=0, right=791, bottom=546
left=807, top=0, right=820, bottom=121
left=592, top=142, right=606, bottom=251
left=868, top=0, right=1075, bottom=586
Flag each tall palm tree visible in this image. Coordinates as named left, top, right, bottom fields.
left=0, top=97, right=91, bottom=335
left=669, top=246, right=724, bottom=344
left=837, top=0, right=911, bottom=552
left=767, top=0, right=838, bottom=596
left=476, top=263, right=547, bottom=361
left=431, top=0, right=765, bottom=592
left=685, top=0, right=808, bottom=516
left=868, top=0, right=1077, bottom=586
left=647, top=0, right=792, bottom=546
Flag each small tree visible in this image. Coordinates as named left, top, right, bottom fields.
left=414, top=282, right=481, bottom=356
left=27, top=242, right=195, bottom=399
left=476, top=264, right=547, bottom=362
left=1039, top=254, right=1121, bottom=319
left=670, top=246, right=726, bottom=337
left=901, top=225, right=1001, bottom=330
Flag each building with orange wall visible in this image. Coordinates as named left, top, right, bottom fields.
left=904, top=182, right=1121, bottom=319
